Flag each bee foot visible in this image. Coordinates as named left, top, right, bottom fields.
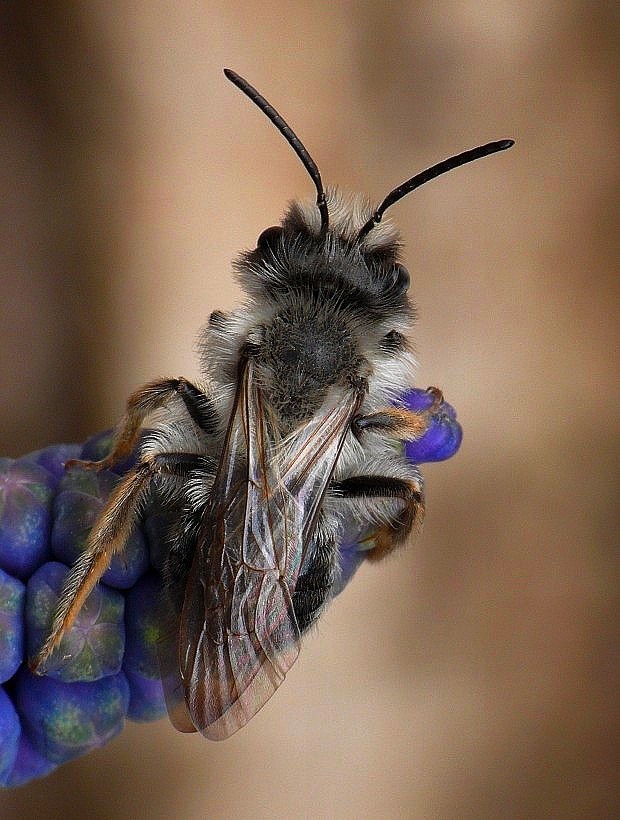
left=425, top=386, right=444, bottom=412
left=64, top=457, right=112, bottom=473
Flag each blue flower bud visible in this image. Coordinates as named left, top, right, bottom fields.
left=0, top=459, right=55, bottom=580
left=401, top=388, right=463, bottom=463
left=13, top=667, right=130, bottom=765
left=0, top=686, right=21, bottom=787
left=26, top=561, right=125, bottom=682
left=0, top=569, right=25, bottom=683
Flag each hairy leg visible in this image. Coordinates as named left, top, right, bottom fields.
left=293, top=515, right=339, bottom=633
left=352, top=386, right=443, bottom=440
left=73, top=377, right=217, bottom=471
left=30, top=451, right=211, bottom=673
left=330, top=473, right=425, bottom=561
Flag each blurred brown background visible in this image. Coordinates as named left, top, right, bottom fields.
left=1, top=2, right=618, bottom=818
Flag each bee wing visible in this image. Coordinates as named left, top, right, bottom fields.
left=179, top=359, right=362, bottom=739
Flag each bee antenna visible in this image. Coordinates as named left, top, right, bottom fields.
left=224, top=69, right=329, bottom=235
left=357, top=139, right=514, bottom=242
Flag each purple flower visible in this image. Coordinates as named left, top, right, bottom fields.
left=401, top=388, right=463, bottom=463
left=0, top=389, right=461, bottom=788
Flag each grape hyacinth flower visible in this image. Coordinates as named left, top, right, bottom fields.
left=0, top=388, right=461, bottom=788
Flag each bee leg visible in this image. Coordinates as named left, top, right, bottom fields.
left=30, top=451, right=209, bottom=673
left=329, top=474, right=425, bottom=561
left=292, top=516, right=338, bottom=633
left=162, top=476, right=215, bottom=614
left=352, top=388, right=443, bottom=441
left=70, top=377, right=217, bottom=471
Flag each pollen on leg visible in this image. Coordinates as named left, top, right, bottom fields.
left=354, top=407, right=430, bottom=440
left=364, top=478, right=424, bottom=562
left=364, top=527, right=397, bottom=562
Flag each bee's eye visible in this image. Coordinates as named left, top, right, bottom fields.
left=393, top=264, right=410, bottom=293
left=379, top=330, right=405, bottom=352
left=208, top=309, right=228, bottom=328
left=257, top=226, right=283, bottom=251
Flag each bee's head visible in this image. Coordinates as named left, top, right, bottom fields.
left=208, top=70, right=513, bottom=425
left=236, top=189, right=411, bottom=321
left=224, top=68, right=512, bottom=334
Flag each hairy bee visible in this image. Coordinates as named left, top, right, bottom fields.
left=31, top=69, right=513, bottom=739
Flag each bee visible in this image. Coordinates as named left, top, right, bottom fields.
left=31, top=69, right=513, bottom=739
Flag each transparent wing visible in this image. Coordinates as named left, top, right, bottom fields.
left=178, top=359, right=362, bottom=739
